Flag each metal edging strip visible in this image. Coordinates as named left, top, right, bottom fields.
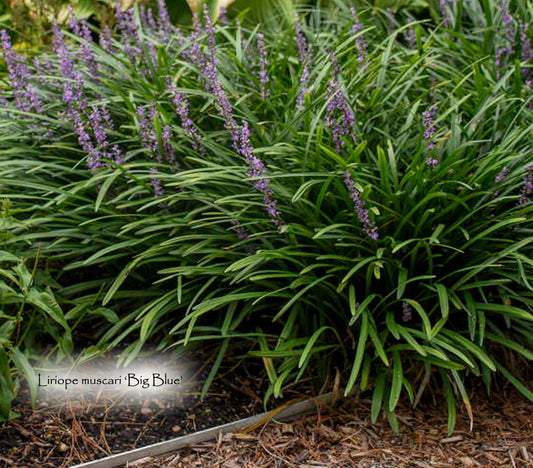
left=70, top=392, right=336, bottom=468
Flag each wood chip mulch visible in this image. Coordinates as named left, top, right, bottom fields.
left=133, top=388, right=533, bottom=468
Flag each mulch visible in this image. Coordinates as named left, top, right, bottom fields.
left=136, top=387, right=533, bottom=468
left=0, top=356, right=532, bottom=468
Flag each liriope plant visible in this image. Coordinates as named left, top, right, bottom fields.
left=0, top=0, right=531, bottom=431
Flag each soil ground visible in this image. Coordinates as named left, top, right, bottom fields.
left=0, top=355, right=531, bottom=468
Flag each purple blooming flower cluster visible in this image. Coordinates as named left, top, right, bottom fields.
left=344, top=169, right=379, bottom=240
left=493, top=0, right=532, bottom=81
left=440, top=0, right=452, bottom=29
left=180, top=11, right=207, bottom=70
left=519, top=21, right=532, bottom=83
left=52, top=22, right=85, bottom=108
left=422, top=105, right=439, bottom=168
left=406, top=19, right=417, bottom=49
left=69, top=103, right=123, bottom=172
left=386, top=8, right=395, bottom=34
left=136, top=104, right=176, bottom=197
left=219, top=7, right=228, bottom=24
left=69, top=10, right=98, bottom=78
left=495, top=166, right=510, bottom=183
left=136, top=103, right=176, bottom=168
left=230, top=219, right=249, bottom=241
left=99, top=26, right=113, bottom=53
left=325, top=53, right=356, bottom=152
left=230, top=220, right=256, bottom=255
left=256, top=33, right=270, bottom=100
left=350, top=7, right=368, bottom=64
left=402, top=302, right=413, bottom=322
left=294, top=14, right=313, bottom=110
left=500, top=0, right=514, bottom=40
left=170, top=84, right=205, bottom=154
left=196, top=10, right=240, bottom=149
left=140, top=5, right=158, bottom=34
left=238, top=122, right=283, bottom=231
left=519, top=166, right=533, bottom=205
left=156, top=0, right=174, bottom=41
left=0, top=30, right=43, bottom=113
left=115, top=4, right=142, bottom=65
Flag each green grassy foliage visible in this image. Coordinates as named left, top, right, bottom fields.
left=0, top=0, right=531, bottom=431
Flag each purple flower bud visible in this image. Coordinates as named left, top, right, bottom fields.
left=406, top=19, right=417, bottom=49
left=170, top=84, right=205, bottom=153
left=162, top=125, right=179, bottom=170
left=386, top=8, right=395, bottom=33
left=116, top=5, right=141, bottom=65
left=495, top=167, right=509, bottom=183
left=519, top=166, right=533, bottom=205
left=256, top=33, right=270, bottom=100
left=351, top=7, right=368, bottom=64
left=219, top=7, right=228, bottom=23
left=422, top=105, right=439, bottom=155
left=140, top=6, right=158, bottom=33
left=157, top=0, right=173, bottom=40
left=136, top=104, right=159, bottom=160
left=519, top=20, right=532, bottom=82
left=151, top=167, right=165, bottom=198
left=230, top=219, right=249, bottom=240
left=440, top=0, right=451, bottom=28
left=99, top=26, right=113, bottom=53
left=238, top=121, right=283, bottom=231
left=294, top=14, right=313, bottom=110
left=69, top=11, right=99, bottom=78
left=325, top=53, right=355, bottom=152
left=344, top=169, right=379, bottom=240
left=402, top=302, right=413, bottom=322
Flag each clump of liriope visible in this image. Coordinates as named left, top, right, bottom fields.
left=0, top=0, right=532, bottom=433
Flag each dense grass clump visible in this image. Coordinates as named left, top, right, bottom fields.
left=0, top=0, right=532, bottom=431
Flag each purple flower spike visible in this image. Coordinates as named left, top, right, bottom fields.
left=350, top=7, right=368, bottom=64
left=70, top=106, right=101, bottom=172
left=239, top=121, right=283, bottom=231
left=219, top=7, right=228, bottom=23
left=519, top=166, right=533, bottom=205
left=140, top=6, right=158, bottom=33
left=257, top=33, right=270, bottom=100
left=52, top=22, right=75, bottom=80
left=440, top=0, right=451, bottom=28
left=203, top=3, right=218, bottom=62
left=137, top=105, right=160, bottom=160
left=325, top=53, right=356, bottom=152
left=170, top=84, right=205, bottom=154
left=69, top=11, right=98, bottom=78
left=230, top=219, right=249, bottom=240
left=150, top=167, right=165, bottom=198
left=162, top=125, right=179, bottom=170
left=0, top=29, right=43, bottom=113
left=294, top=14, right=313, bottom=110
left=422, top=105, right=439, bottom=154
left=406, top=19, right=417, bottom=49
left=100, top=26, right=113, bottom=53
left=519, top=21, right=532, bottom=82
left=344, top=169, right=379, bottom=240
left=157, top=0, right=173, bottom=40
left=402, top=302, right=413, bottom=322
left=294, top=14, right=309, bottom=63
left=495, top=167, right=509, bottom=183
left=386, top=8, right=395, bottom=33
left=116, top=5, right=141, bottom=65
